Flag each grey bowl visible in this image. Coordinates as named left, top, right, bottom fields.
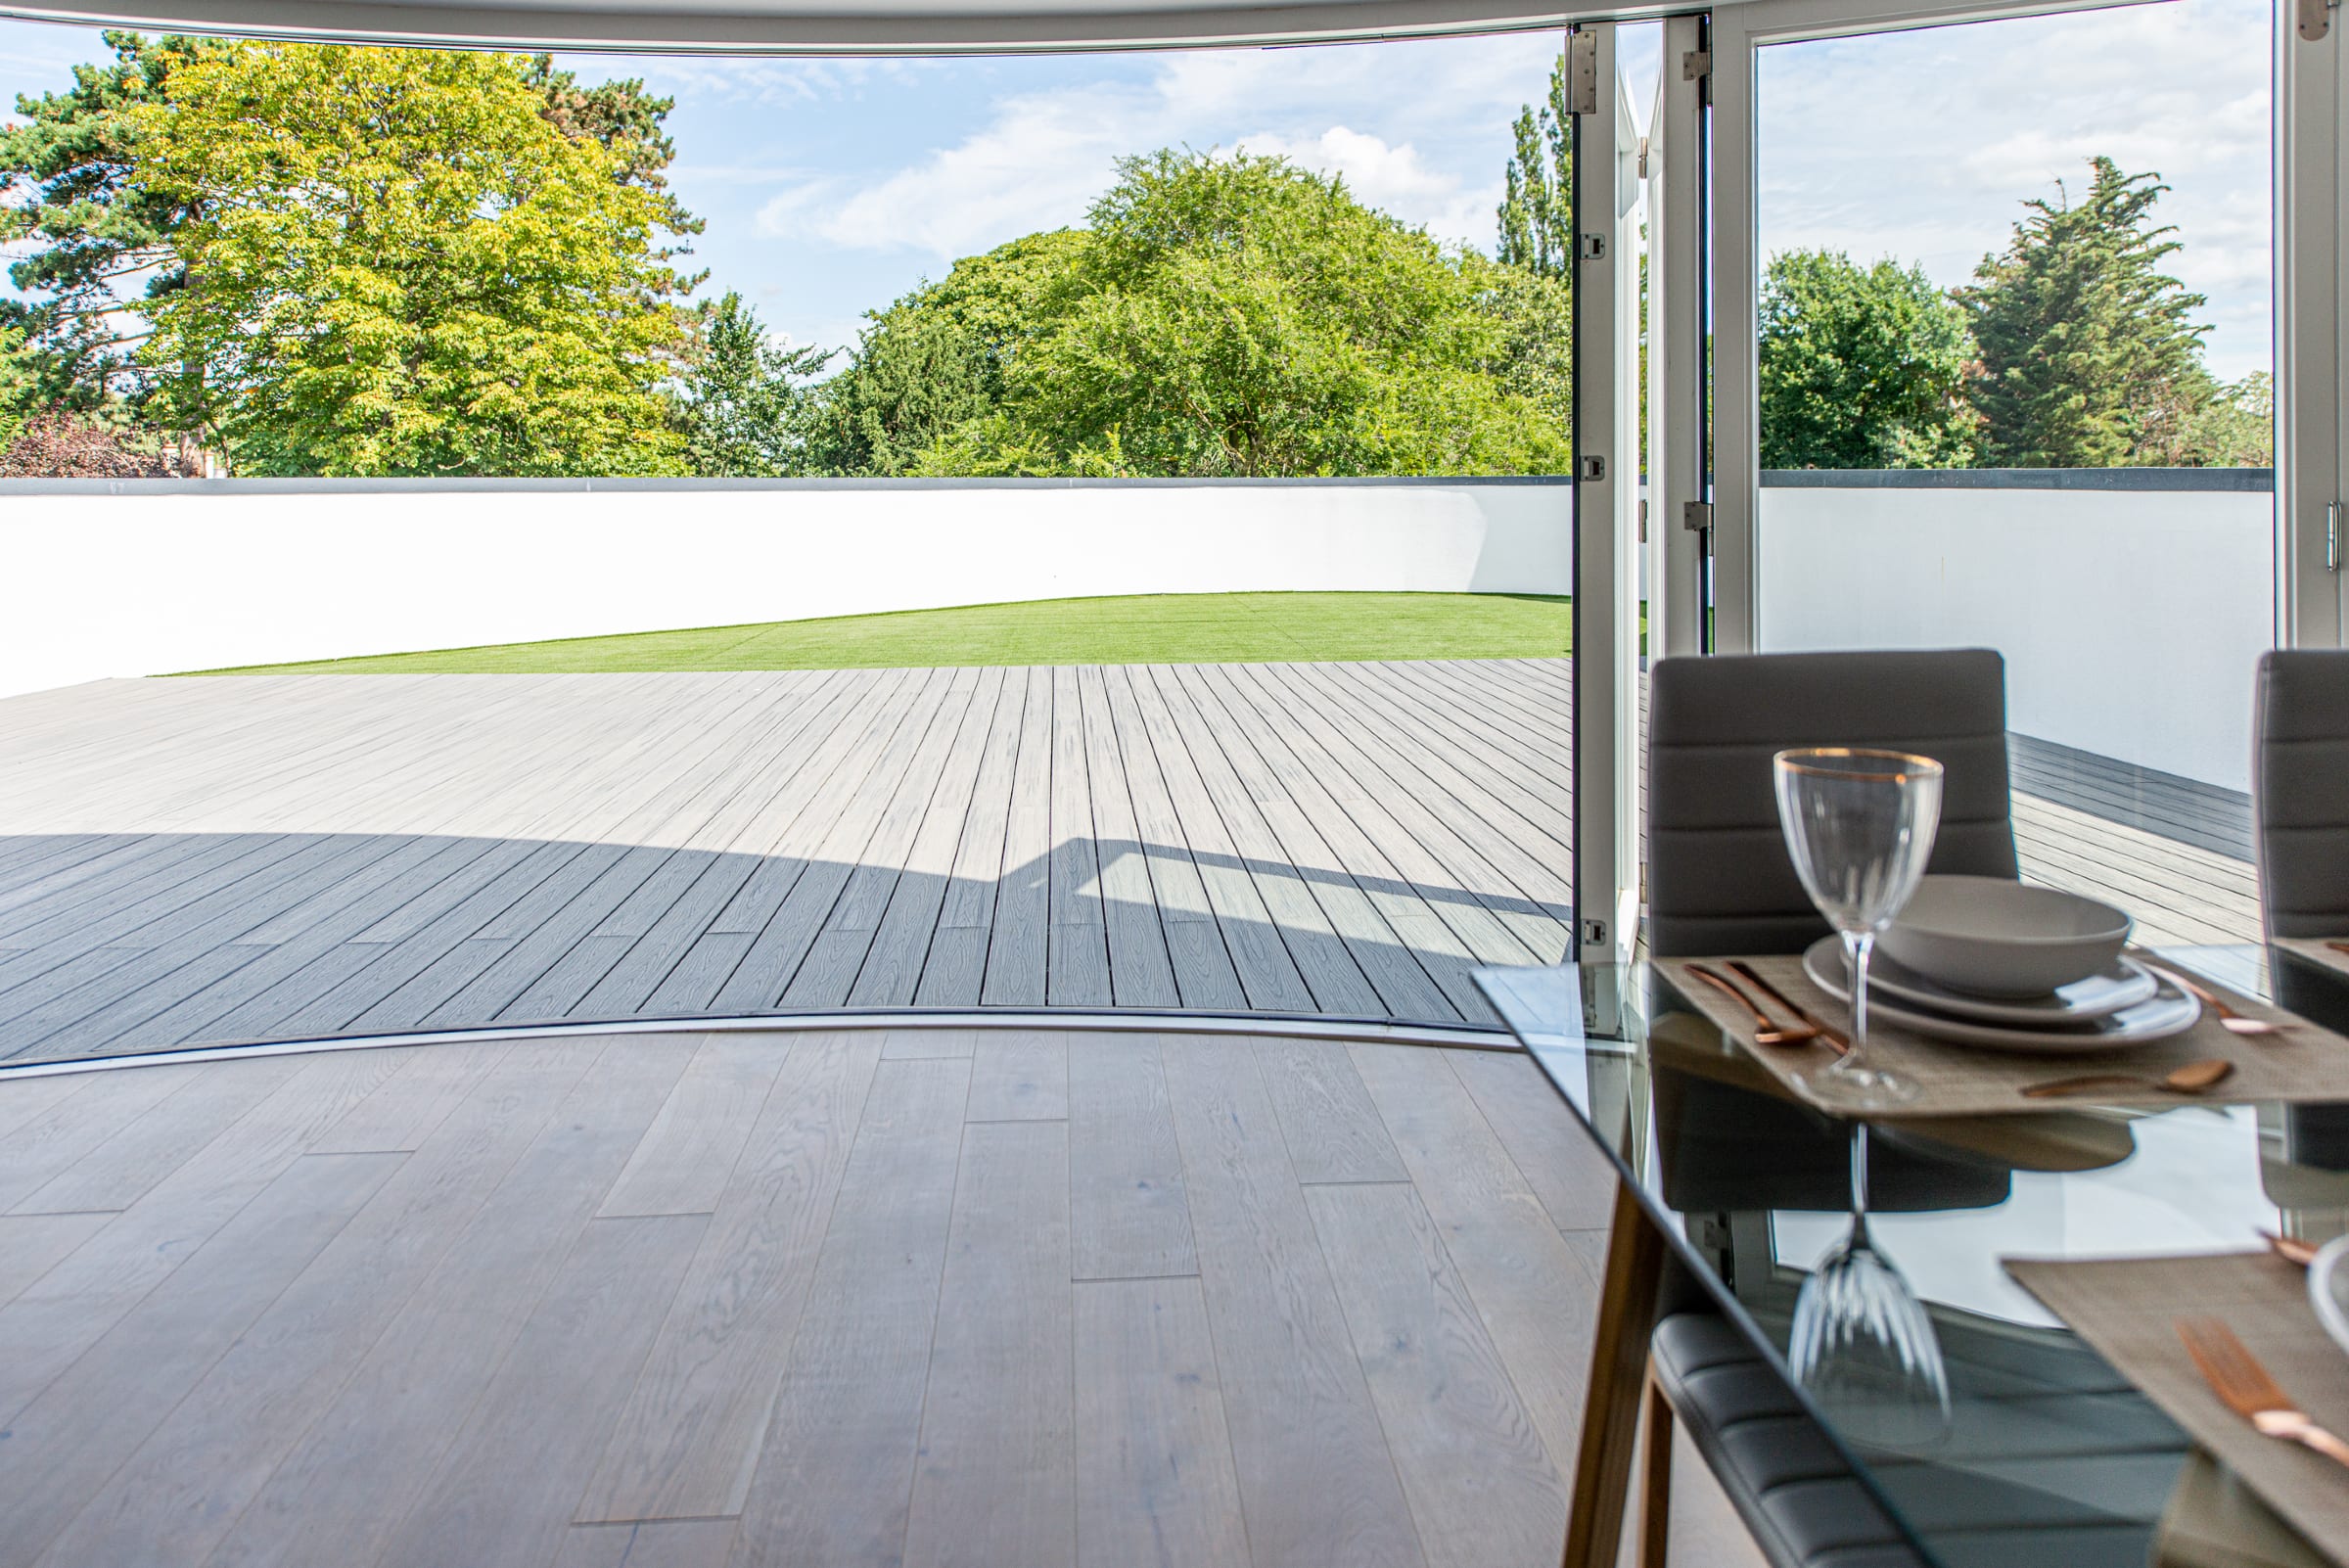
left=1876, top=875, right=2133, bottom=999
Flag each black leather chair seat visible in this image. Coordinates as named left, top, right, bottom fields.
left=1651, top=1313, right=1925, bottom=1568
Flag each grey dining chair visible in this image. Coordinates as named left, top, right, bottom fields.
left=2253, top=651, right=2349, bottom=1165
left=1635, top=648, right=2020, bottom=1568
left=2252, top=649, right=2349, bottom=945
left=1646, top=648, right=2020, bottom=960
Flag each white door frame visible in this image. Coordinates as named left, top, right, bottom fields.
left=1704, top=0, right=2207, bottom=655
left=1647, top=12, right=1711, bottom=661
left=2280, top=0, right=2347, bottom=647
left=1571, top=20, right=1644, bottom=962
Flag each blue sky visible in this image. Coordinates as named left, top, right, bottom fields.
left=0, top=0, right=2272, bottom=378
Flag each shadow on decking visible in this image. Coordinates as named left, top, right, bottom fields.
left=0, top=829, right=1575, bottom=1066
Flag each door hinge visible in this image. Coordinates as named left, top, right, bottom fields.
left=1578, top=233, right=1607, bottom=261
left=1682, top=500, right=1714, bottom=532
left=1682, top=46, right=1713, bottom=106
left=1638, top=499, right=1648, bottom=543
left=1566, top=29, right=1600, bottom=115
left=1578, top=455, right=1606, bottom=482
left=1635, top=136, right=1650, bottom=181
left=2328, top=500, right=2342, bottom=572
left=2299, top=0, right=2336, bottom=42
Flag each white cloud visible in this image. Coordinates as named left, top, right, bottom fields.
left=755, top=34, right=1555, bottom=260
left=1755, top=0, right=2272, bottom=376
left=1232, top=126, right=1497, bottom=248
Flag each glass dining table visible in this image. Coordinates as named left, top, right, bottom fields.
left=1478, top=952, right=2349, bottom=1568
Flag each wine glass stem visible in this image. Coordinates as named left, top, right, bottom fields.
left=1849, top=1123, right=1871, bottom=1223
left=1841, top=929, right=1875, bottom=1074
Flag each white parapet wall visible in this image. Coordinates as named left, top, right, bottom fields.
left=0, top=477, right=1571, bottom=699
left=1758, top=473, right=2276, bottom=792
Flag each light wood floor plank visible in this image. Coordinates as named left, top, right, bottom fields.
left=374, top=1214, right=710, bottom=1568
left=205, top=1039, right=700, bottom=1568
left=1158, top=1036, right=1426, bottom=1568
left=968, top=1029, right=1070, bottom=1122
left=0, top=1151, right=402, bottom=1568
left=1304, top=1182, right=1568, bottom=1568
left=1068, top=1035, right=1196, bottom=1281
left=1350, top=1044, right=1599, bottom=1477
left=726, top=1054, right=971, bottom=1568
left=578, top=1032, right=885, bottom=1523
left=902, top=1120, right=1076, bottom=1568
left=0, top=1048, right=405, bottom=1429
left=1074, top=1276, right=1251, bottom=1568
left=0, top=1211, right=109, bottom=1308
left=599, top=1037, right=790, bottom=1219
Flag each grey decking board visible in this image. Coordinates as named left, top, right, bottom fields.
left=30, top=658, right=2265, bottom=1054
left=0, top=663, right=1570, bottom=1055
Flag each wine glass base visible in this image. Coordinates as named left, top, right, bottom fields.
left=1799, top=1063, right=1921, bottom=1111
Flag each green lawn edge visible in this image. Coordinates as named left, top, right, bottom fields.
left=183, top=590, right=1576, bottom=675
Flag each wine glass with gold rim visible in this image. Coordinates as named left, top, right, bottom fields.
left=1773, top=747, right=1944, bottom=1110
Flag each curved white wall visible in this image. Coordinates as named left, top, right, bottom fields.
left=1758, top=482, right=2275, bottom=790
left=0, top=479, right=1571, bottom=698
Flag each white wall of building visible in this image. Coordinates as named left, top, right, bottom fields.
left=1759, top=483, right=2275, bottom=790
left=0, top=479, right=1570, bottom=699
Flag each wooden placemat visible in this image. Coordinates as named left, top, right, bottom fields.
left=2006, top=1251, right=2349, bottom=1568
left=2280, top=940, right=2349, bottom=986
left=1658, top=953, right=2349, bottom=1118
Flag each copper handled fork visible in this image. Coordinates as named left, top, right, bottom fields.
left=2176, top=1316, right=2349, bottom=1470
left=1684, top=964, right=1820, bottom=1046
left=2143, top=964, right=2299, bottom=1037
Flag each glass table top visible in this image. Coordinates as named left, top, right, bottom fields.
left=1478, top=954, right=2349, bottom=1568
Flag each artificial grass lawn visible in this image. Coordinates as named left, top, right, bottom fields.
left=194, top=591, right=1575, bottom=675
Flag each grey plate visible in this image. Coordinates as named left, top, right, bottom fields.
left=1803, top=935, right=2158, bottom=1025
left=1802, top=941, right=2201, bottom=1054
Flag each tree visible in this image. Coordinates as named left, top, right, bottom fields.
left=907, top=150, right=1569, bottom=477
left=0, top=32, right=699, bottom=464
left=124, top=42, right=692, bottom=475
left=676, top=293, right=833, bottom=477
left=0, top=412, right=193, bottom=477
left=804, top=229, right=1083, bottom=476
left=1758, top=249, right=1976, bottom=469
left=1958, top=158, right=2214, bottom=467
left=1497, top=55, right=1573, bottom=279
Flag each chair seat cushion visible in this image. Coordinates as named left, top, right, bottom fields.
left=1652, top=1313, right=1926, bottom=1568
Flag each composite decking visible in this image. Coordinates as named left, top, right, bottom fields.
left=0, top=659, right=2262, bottom=1066
left=0, top=1023, right=1758, bottom=1568
left=0, top=663, right=1578, bottom=1063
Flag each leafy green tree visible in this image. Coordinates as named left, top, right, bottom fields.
left=0, top=32, right=698, bottom=459
left=1497, top=55, right=1573, bottom=279
left=1759, top=249, right=1976, bottom=469
left=676, top=293, right=833, bottom=477
left=124, top=41, right=692, bottom=474
left=805, top=230, right=1082, bottom=476
left=910, top=150, right=1569, bottom=477
left=1958, top=158, right=2215, bottom=467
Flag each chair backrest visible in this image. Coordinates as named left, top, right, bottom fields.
left=1646, top=649, right=2019, bottom=958
left=2253, top=649, right=2349, bottom=942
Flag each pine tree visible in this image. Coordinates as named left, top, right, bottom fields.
left=1958, top=158, right=2214, bottom=467
left=1496, top=55, right=1573, bottom=279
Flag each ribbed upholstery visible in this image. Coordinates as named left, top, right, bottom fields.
left=2253, top=650, right=2349, bottom=942
left=1651, top=1314, right=1926, bottom=1568
left=1646, top=651, right=2020, bottom=959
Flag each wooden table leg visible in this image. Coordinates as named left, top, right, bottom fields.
left=1561, top=1177, right=1667, bottom=1568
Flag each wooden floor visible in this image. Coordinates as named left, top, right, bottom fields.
left=0, top=661, right=2259, bottom=1067
left=0, top=1025, right=1643, bottom=1568
left=0, top=664, right=1577, bottom=1063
